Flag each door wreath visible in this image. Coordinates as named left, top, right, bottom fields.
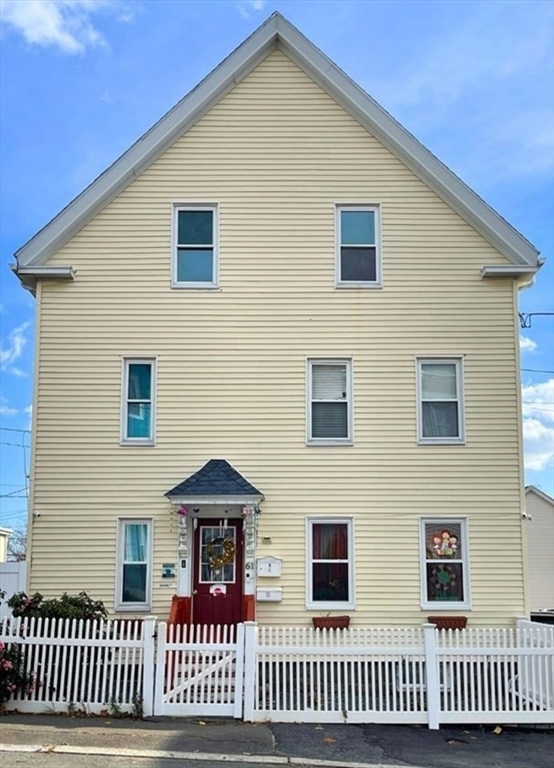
left=206, top=536, right=236, bottom=569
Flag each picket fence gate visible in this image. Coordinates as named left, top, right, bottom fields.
left=1, top=616, right=553, bottom=728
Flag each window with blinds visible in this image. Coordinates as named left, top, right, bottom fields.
left=308, top=360, right=352, bottom=443
left=417, top=358, right=464, bottom=444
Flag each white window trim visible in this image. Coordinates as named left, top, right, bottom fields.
left=120, top=357, right=156, bottom=446
left=306, top=517, right=355, bottom=610
left=171, top=203, right=219, bottom=289
left=335, top=204, right=382, bottom=288
left=419, top=517, right=471, bottom=611
left=115, top=518, right=153, bottom=612
left=416, top=357, right=465, bottom=445
left=306, top=358, right=353, bottom=446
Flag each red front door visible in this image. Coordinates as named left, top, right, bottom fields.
left=192, top=519, right=243, bottom=625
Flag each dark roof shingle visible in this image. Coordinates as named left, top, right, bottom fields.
left=165, top=459, right=262, bottom=498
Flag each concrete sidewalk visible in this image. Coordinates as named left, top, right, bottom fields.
left=0, top=714, right=552, bottom=768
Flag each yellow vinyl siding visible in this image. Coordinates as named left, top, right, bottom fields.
left=30, top=48, right=524, bottom=625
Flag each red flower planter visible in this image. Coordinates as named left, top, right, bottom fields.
left=312, top=615, right=351, bottom=630
left=428, top=615, right=468, bottom=630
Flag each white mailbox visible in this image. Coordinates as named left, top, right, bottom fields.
left=256, top=587, right=283, bottom=602
left=257, top=556, right=282, bottom=577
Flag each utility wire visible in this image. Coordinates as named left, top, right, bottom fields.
left=0, top=487, right=28, bottom=498
left=0, top=427, right=31, bottom=434
left=521, top=368, right=554, bottom=374
left=0, top=441, right=30, bottom=448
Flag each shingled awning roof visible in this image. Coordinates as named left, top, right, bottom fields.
left=165, top=459, right=264, bottom=505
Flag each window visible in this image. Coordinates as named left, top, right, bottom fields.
left=172, top=204, right=218, bottom=287
left=116, top=519, right=152, bottom=611
left=417, top=358, right=464, bottom=444
left=307, top=359, right=352, bottom=444
left=307, top=518, right=354, bottom=609
left=199, top=525, right=236, bottom=584
left=420, top=519, right=470, bottom=609
left=336, top=205, right=381, bottom=286
left=121, top=359, right=155, bottom=444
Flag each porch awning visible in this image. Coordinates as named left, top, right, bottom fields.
left=164, top=459, right=264, bottom=506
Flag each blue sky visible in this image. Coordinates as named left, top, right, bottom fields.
left=0, top=0, right=553, bottom=534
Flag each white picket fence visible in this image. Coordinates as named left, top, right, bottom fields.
left=245, top=625, right=429, bottom=724
left=1, top=616, right=553, bottom=727
left=0, top=616, right=150, bottom=715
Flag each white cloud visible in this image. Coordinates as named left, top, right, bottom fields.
left=522, top=380, right=554, bottom=422
left=520, top=336, right=537, bottom=353
left=0, top=321, right=30, bottom=375
left=522, top=378, right=554, bottom=471
left=0, top=0, right=129, bottom=53
left=236, top=0, right=266, bottom=20
left=24, top=404, right=33, bottom=431
left=0, top=397, right=18, bottom=417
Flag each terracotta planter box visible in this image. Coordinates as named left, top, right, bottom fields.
left=312, top=615, right=351, bottom=630
left=428, top=615, right=468, bottom=630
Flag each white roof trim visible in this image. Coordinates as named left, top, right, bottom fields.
left=13, top=266, right=74, bottom=279
left=168, top=495, right=264, bottom=506
left=10, top=264, right=75, bottom=296
left=481, top=265, right=539, bottom=278
left=15, top=13, right=539, bottom=269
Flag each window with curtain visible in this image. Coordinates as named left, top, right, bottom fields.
left=308, top=360, right=352, bottom=443
left=336, top=205, right=381, bottom=286
left=117, top=519, right=152, bottom=609
left=417, top=358, right=464, bottom=443
left=173, top=205, right=218, bottom=287
left=122, top=359, right=155, bottom=443
left=420, top=519, right=470, bottom=608
left=307, top=519, right=353, bottom=607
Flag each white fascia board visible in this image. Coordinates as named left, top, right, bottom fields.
left=276, top=19, right=539, bottom=267
left=10, top=264, right=75, bottom=296
left=167, top=495, right=264, bottom=506
left=481, top=265, right=540, bottom=278
left=15, top=17, right=280, bottom=269
left=14, top=266, right=74, bottom=279
left=15, top=12, right=540, bottom=270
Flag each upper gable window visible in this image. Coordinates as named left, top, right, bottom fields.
left=172, top=204, right=218, bottom=288
left=336, top=205, right=381, bottom=287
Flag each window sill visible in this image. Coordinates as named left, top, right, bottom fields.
left=418, top=438, right=465, bottom=446
left=120, top=439, right=156, bottom=447
left=115, top=604, right=152, bottom=613
left=335, top=282, right=382, bottom=289
left=307, top=602, right=355, bottom=611
left=171, top=283, right=220, bottom=290
left=421, top=602, right=471, bottom=611
left=307, top=439, right=353, bottom=447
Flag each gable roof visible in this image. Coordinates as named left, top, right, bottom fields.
left=525, top=485, right=554, bottom=506
left=165, top=459, right=263, bottom=503
left=15, top=12, right=540, bottom=271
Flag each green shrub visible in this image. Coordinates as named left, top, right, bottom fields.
left=7, top=591, right=108, bottom=623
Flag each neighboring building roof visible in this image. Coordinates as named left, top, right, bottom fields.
left=14, top=13, right=540, bottom=272
left=0, top=528, right=13, bottom=536
left=525, top=485, right=554, bottom=506
left=165, top=459, right=263, bottom=502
